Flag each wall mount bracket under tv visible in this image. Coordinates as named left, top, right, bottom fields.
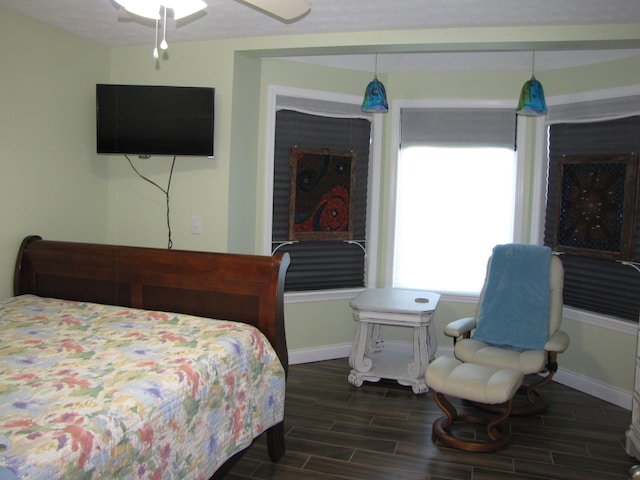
left=96, top=84, right=215, bottom=157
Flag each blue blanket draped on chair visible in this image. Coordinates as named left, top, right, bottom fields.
left=473, top=244, right=552, bottom=351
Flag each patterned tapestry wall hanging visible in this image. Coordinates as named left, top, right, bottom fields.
left=288, top=147, right=356, bottom=241
left=554, top=155, right=638, bottom=260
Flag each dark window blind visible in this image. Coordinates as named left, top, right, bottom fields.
left=544, top=116, right=640, bottom=321
left=272, top=109, right=371, bottom=291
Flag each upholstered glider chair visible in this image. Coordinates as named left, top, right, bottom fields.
left=444, top=244, right=569, bottom=415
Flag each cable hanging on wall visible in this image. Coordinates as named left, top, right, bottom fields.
left=125, top=155, right=176, bottom=249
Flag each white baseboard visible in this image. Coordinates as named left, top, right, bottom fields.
left=289, top=341, right=632, bottom=410
left=289, top=343, right=353, bottom=365
left=289, top=339, right=415, bottom=365
left=553, top=365, right=632, bottom=410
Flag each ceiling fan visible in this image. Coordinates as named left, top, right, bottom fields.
left=114, top=0, right=311, bottom=24
left=236, top=0, right=311, bottom=22
left=113, top=0, right=311, bottom=58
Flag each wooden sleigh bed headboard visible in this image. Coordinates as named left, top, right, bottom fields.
left=13, top=235, right=290, bottom=374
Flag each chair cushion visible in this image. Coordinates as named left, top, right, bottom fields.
left=426, top=356, right=524, bottom=405
left=473, top=244, right=551, bottom=350
left=454, top=338, right=546, bottom=375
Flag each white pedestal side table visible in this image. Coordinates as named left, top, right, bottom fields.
left=348, top=288, right=440, bottom=394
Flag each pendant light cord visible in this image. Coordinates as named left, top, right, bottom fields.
left=531, top=51, right=536, bottom=78
left=153, top=17, right=159, bottom=59
left=161, top=6, right=168, bottom=50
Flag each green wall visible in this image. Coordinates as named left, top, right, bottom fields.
left=106, top=40, right=237, bottom=251
left=228, top=53, right=262, bottom=254
left=2, top=5, right=640, bottom=400
left=0, top=8, right=110, bottom=296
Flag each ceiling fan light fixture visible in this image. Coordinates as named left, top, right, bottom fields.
left=113, top=0, right=208, bottom=59
left=114, top=0, right=207, bottom=20
left=237, top=0, right=311, bottom=22
left=115, top=0, right=161, bottom=20
left=171, top=1, right=208, bottom=20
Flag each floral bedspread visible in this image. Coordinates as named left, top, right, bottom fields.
left=0, top=295, right=285, bottom=480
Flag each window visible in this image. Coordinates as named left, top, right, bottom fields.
left=392, top=106, right=519, bottom=294
left=271, top=108, right=372, bottom=292
left=544, top=116, right=640, bottom=321
left=394, top=146, right=516, bottom=293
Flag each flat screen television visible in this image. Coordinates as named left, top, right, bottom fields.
left=96, top=84, right=215, bottom=157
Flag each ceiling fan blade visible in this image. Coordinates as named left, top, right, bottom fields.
left=237, top=0, right=311, bottom=22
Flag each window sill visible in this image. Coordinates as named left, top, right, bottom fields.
left=284, top=288, right=481, bottom=304
left=285, top=288, right=365, bottom=304
left=563, top=306, right=637, bottom=335
left=284, top=290, right=637, bottom=336
left=437, top=294, right=636, bottom=335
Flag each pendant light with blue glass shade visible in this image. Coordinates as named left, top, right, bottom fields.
left=516, top=51, right=547, bottom=116
left=362, top=55, right=389, bottom=113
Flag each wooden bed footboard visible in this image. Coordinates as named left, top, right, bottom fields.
left=12, top=235, right=291, bottom=474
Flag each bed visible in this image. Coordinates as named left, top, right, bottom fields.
left=1, top=235, right=290, bottom=480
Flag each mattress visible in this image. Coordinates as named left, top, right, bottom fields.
left=0, top=295, right=285, bottom=479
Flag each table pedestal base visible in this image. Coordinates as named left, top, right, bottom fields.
left=348, top=320, right=436, bottom=394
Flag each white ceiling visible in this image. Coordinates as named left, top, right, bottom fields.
left=2, top=0, right=640, bottom=72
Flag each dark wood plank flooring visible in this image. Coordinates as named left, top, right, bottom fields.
left=226, top=358, right=635, bottom=480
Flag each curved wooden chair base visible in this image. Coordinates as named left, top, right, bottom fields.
left=432, top=391, right=513, bottom=452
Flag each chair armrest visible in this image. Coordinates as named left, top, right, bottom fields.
left=545, top=330, right=569, bottom=353
left=444, top=317, right=477, bottom=338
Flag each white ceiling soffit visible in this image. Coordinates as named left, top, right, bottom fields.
left=281, top=50, right=640, bottom=73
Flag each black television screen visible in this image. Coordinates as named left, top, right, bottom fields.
left=96, top=84, right=215, bottom=157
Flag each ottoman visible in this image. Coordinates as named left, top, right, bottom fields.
left=425, top=356, right=524, bottom=452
